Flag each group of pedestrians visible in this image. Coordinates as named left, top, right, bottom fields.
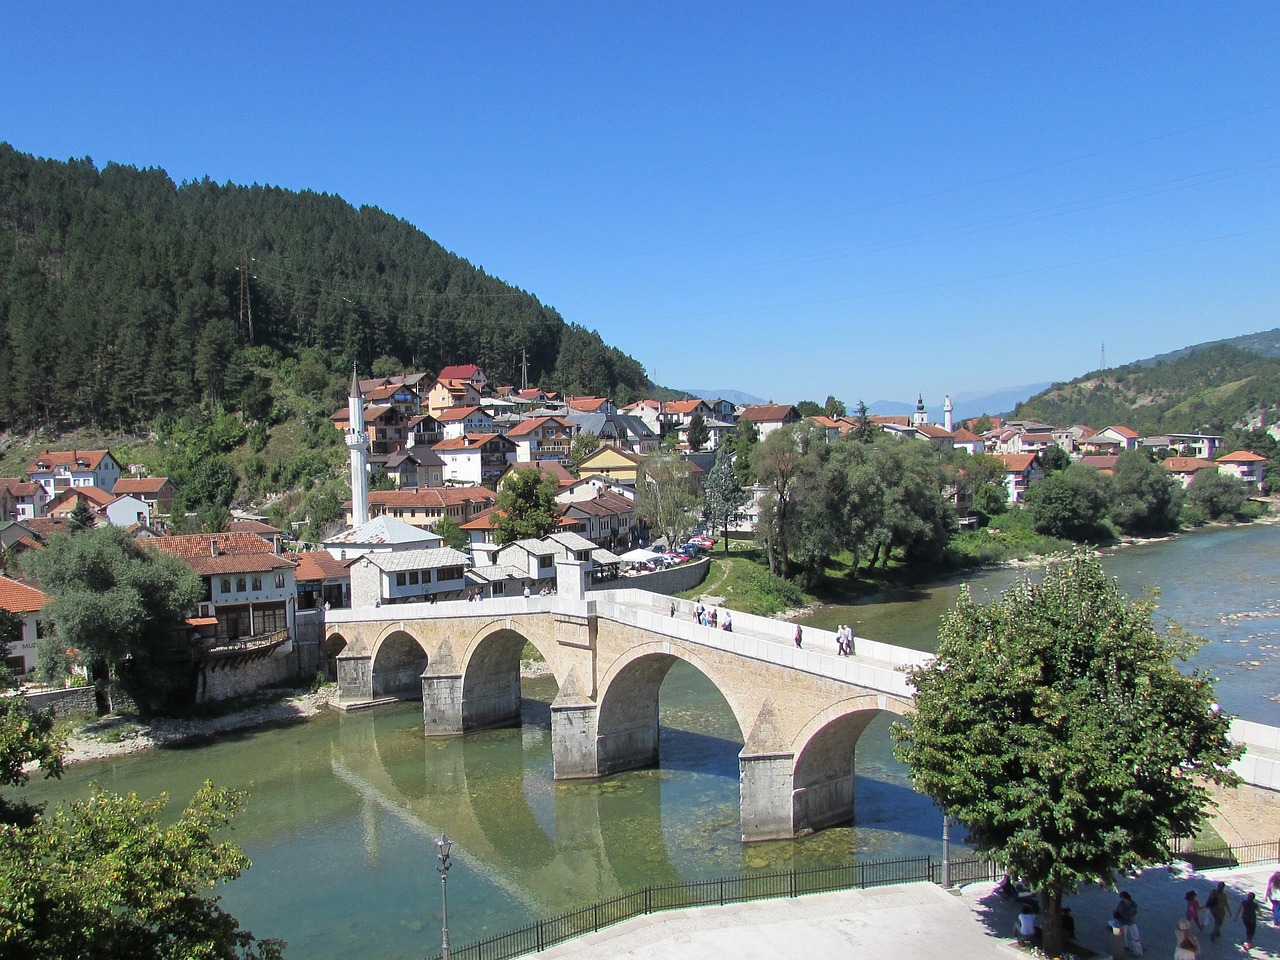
left=1112, top=870, right=1278, bottom=958
left=834, top=623, right=856, bottom=656
left=683, top=599, right=732, bottom=632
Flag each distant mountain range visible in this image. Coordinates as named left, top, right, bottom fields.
left=868, top=384, right=1053, bottom=422
left=680, top=388, right=767, bottom=407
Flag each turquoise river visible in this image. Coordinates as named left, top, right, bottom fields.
left=24, top=524, right=1280, bottom=959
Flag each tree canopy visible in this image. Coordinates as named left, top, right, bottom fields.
left=493, top=468, right=560, bottom=545
left=18, top=526, right=203, bottom=714
left=636, top=451, right=700, bottom=549
left=893, top=551, right=1239, bottom=955
left=0, top=143, right=653, bottom=432
left=0, top=630, right=282, bottom=958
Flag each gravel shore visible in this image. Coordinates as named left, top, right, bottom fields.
left=60, top=686, right=337, bottom=765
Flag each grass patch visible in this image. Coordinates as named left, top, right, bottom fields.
left=681, top=549, right=812, bottom=616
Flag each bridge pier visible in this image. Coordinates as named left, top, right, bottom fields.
left=336, top=653, right=373, bottom=702
left=421, top=673, right=464, bottom=735
left=739, top=752, right=798, bottom=841
left=550, top=702, right=601, bottom=778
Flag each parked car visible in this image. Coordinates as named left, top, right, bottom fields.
left=660, top=552, right=688, bottom=565
left=689, top=535, right=716, bottom=549
left=677, top=543, right=704, bottom=558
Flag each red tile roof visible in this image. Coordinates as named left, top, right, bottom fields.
left=437, top=364, right=484, bottom=381
left=148, top=533, right=275, bottom=560
left=367, top=488, right=499, bottom=509
left=1216, top=450, right=1268, bottom=463
left=739, top=404, right=798, bottom=423
left=1105, top=425, right=1139, bottom=439
left=0, top=479, right=41, bottom=497
left=1077, top=455, right=1120, bottom=473
left=227, top=519, right=284, bottom=535
left=995, top=453, right=1038, bottom=471
left=663, top=399, right=707, bottom=415
left=294, top=552, right=354, bottom=582
left=505, top=416, right=574, bottom=438
left=951, top=428, right=983, bottom=443
left=1162, top=457, right=1217, bottom=472
left=0, top=574, right=49, bottom=614
left=567, top=396, right=610, bottom=412
left=435, top=405, right=485, bottom=422
left=47, top=486, right=116, bottom=511
left=112, top=477, right=172, bottom=495
left=27, top=449, right=115, bottom=473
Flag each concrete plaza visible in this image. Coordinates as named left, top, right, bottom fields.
left=529, top=862, right=1280, bottom=960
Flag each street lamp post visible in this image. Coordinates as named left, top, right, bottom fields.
left=436, top=833, right=453, bottom=960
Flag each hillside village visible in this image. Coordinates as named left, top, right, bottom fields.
left=0, top=362, right=1270, bottom=693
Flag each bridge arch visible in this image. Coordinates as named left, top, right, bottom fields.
left=456, top=622, right=562, bottom=730
left=788, top=694, right=914, bottom=836
left=594, top=642, right=749, bottom=777
left=370, top=628, right=429, bottom=700
left=322, top=631, right=349, bottom=681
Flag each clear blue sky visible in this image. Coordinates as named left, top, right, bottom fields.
left=3, top=2, right=1278, bottom=409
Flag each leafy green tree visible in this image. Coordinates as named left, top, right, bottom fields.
left=702, top=446, right=749, bottom=553
left=1108, top=450, right=1182, bottom=534
left=1184, top=470, right=1247, bottom=520
left=636, top=451, right=701, bottom=549
left=368, top=469, right=396, bottom=492
left=567, top=432, right=601, bottom=473
left=1040, top=445, right=1071, bottom=473
left=970, top=414, right=993, bottom=434
left=0, top=777, right=285, bottom=959
left=751, top=423, right=810, bottom=577
left=823, top=395, right=847, bottom=418
left=494, top=468, right=559, bottom=545
left=958, top=452, right=1009, bottom=521
left=1025, top=465, right=1109, bottom=541
left=432, top=515, right=469, bottom=551
left=686, top=413, right=710, bottom=452
left=794, top=400, right=822, bottom=418
left=893, top=550, right=1239, bottom=957
left=19, top=526, right=204, bottom=715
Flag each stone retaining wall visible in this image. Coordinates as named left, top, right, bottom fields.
left=196, top=652, right=297, bottom=704
left=588, top=557, right=709, bottom=597
left=23, top=684, right=135, bottom=718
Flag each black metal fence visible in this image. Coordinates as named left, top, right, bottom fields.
left=426, top=853, right=1001, bottom=960
left=1173, top=837, right=1280, bottom=871
left=427, top=838, right=1280, bottom=960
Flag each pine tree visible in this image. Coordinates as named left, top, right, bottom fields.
left=702, top=446, right=748, bottom=553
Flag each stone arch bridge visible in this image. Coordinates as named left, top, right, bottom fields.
left=324, top=561, right=928, bottom=840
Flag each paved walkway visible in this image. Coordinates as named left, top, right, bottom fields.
left=528, top=861, right=1280, bottom=959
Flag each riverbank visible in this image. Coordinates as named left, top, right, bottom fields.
left=56, top=658, right=558, bottom=766
left=59, top=685, right=339, bottom=765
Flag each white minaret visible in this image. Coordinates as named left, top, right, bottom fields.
left=346, top=367, right=370, bottom=526
left=943, top=395, right=953, bottom=433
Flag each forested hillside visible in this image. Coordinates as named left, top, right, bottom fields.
left=1013, top=342, right=1280, bottom=435
left=0, top=143, right=653, bottom=431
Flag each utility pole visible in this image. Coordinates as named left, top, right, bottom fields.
left=237, top=249, right=255, bottom=344
left=521, top=348, right=529, bottom=391
left=1100, top=342, right=1105, bottom=371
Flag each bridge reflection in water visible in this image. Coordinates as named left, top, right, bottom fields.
left=327, top=678, right=732, bottom=920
